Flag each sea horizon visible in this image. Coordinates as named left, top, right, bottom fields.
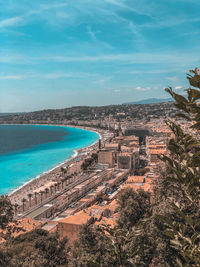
left=0, top=124, right=99, bottom=195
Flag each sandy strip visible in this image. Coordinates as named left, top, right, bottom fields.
left=8, top=126, right=111, bottom=205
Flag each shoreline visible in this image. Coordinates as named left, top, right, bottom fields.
left=4, top=124, right=108, bottom=205
left=8, top=149, right=79, bottom=197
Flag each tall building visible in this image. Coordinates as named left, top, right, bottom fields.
left=98, top=150, right=115, bottom=167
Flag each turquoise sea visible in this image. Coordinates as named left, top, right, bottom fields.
left=0, top=125, right=99, bottom=195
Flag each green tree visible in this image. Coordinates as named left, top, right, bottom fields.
left=0, top=247, right=10, bottom=267
left=71, top=222, right=118, bottom=267
left=22, top=198, right=27, bottom=212
left=117, top=188, right=151, bottom=230
left=28, top=193, right=32, bottom=208
left=0, top=195, right=14, bottom=229
left=4, top=229, right=70, bottom=267
left=155, top=68, right=200, bottom=266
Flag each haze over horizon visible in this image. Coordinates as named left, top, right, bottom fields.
left=1, top=0, right=200, bottom=112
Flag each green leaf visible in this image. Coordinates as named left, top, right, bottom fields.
left=187, top=88, right=200, bottom=102
left=156, top=215, right=174, bottom=227
left=170, top=239, right=182, bottom=247
left=165, top=230, right=175, bottom=239
left=191, top=233, right=200, bottom=243
left=187, top=74, right=200, bottom=89
left=190, top=121, right=200, bottom=129
left=185, top=216, right=193, bottom=228
left=174, top=103, right=188, bottom=113
left=174, top=94, right=188, bottom=104
left=176, top=113, right=191, bottom=121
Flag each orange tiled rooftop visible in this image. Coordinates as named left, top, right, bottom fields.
left=59, top=210, right=91, bottom=225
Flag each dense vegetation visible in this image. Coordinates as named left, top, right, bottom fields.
left=0, top=69, right=200, bottom=266
left=1, top=229, right=69, bottom=267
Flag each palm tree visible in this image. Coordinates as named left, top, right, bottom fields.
left=14, top=203, right=18, bottom=216
left=61, top=166, right=67, bottom=173
left=40, top=191, right=44, bottom=203
left=68, top=175, right=72, bottom=184
left=57, top=182, right=61, bottom=191
left=45, top=188, right=49, bottom=199
left=22, top=198, right=27, bottom=212
left=27, top=193, right=32, bottom=208
left=61, top=179, right=65, bottom=190
left=65, top=176, right=69, bottom=185
left=34, top=192, right=38, bottom=205
left=54, top=183, right=57, bottom=193
left=50, top=185, right=54, bottom=195
left=64, top=176, right=69, bottom=186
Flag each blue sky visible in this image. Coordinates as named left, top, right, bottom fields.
left=0, top=0, right=200, bottom=112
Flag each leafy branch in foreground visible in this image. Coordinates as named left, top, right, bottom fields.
left=158, top=68, right=200, bottom=266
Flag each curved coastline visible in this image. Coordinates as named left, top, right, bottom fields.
left=1, top=124, right=103, bottom=203
left=9, top=127, right=100, bottom=196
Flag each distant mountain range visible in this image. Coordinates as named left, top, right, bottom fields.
left=123, top=97, right=173, bottom=105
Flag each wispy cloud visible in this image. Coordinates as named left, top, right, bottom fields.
left=92, top=76, right=113, bottom=84
left=104, top=0, right=153, bottom=18
left=174, top=86, right=183, bottom=90
left=0, top=72, right=97, bottom=80
left=39, top=3, right=69, bottom=11
left=0, top=16, right=22, bottom=28
left=0, top=2, right=69, bottom=30
left=135, top=86, right=150, bottom=91
left=129, top=69, right=175, bottom=75
left=0, top=0, right=153, bottom=35
left=141, top=15, right=200, bottom=29
left=0, top=54, right=38, bottom=64
left=0, top=75, right=26, bottom=80
left=47, top=54, right=126, bottom=63
left=87, top=26, right=113, bottom=49
left=47, top=52, right=198, bottom=65
left=44, top=72, right=96, bottom=79
left=166, top=76, right=179, bottom=82
left=1, top=51, right=199, bottom=68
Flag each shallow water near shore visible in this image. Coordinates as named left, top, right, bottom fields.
left=0, top=125, right=99, bottom=195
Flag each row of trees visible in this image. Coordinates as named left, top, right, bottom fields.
left=16, top=173, right=76, bottom=214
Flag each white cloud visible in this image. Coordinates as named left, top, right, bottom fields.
left=174, top=85, right=183, bottom=90
left=129, top=69, right=175, bottom=74
left=0, top=75, right=26, bottom=80
left=0, top=0, right=153, bottom=37
left=113, top=89, right=120, bottom=93
left=0, top=51, right=199, bottom=71
left=104, top=0, right=153, bottom=18
left=141, top=16, right=200, bottom=29
left=166, top=76, right=179, bottom=82
left=87, top=26, right=113, bottom=49
left=0, top=2, right=69, bottom=30
left=45, top=73, right=73, bottom=79
left=39, top=3, right=69, bottom=11
left=0, top=72, right=98, bottom=81
left=47, top=52, right=198, bottom=66
left=135, top=86, right=150, bottom=91
left=0, top=17, right=22, bottom=28
left=44, top=72, right=96, bottom=79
